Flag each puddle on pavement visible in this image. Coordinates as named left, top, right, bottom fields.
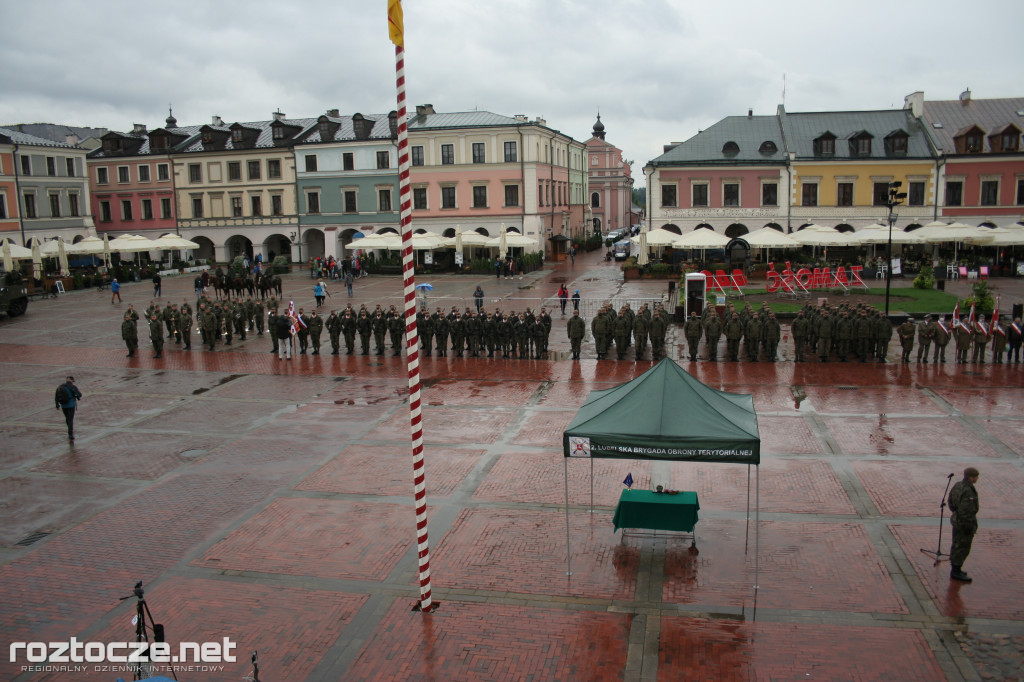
left=192, top=374, right=246, bottom=395
left=179, top=449, right=207, bottom=459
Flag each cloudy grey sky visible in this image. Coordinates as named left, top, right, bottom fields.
left=3, top=0, right=1023, bottom=168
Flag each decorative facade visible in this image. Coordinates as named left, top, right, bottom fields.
left=585, top=115, right=633, bottom=237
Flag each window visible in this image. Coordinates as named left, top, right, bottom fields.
left=441, top=144, right=454, bottom=165
left=472, top=142, right=485, bottom=164
left=966, top=134, right=982, bottom=153
left=306, top=192, right=320, bottom=214
left=377, top=188, right=393, bottom=211
left=892, top=135, right=907, bottom=154
left=45, top=157, right=56, bottom=176
left=0, top=194, right=6, bottom=219
left=762, top=183, right=778, bottom=206
left=591, top=191, right=600, bottom=208
left=411, top=146, right=424, bottom=167
left=472, top=186, right=487, bottom=208
left=138, top=165, right=150, bottom=182
left=945, top=181, right=963, bottom=206
left=189, top=164, right=202, bottom=183
left=96, top=167, right=109, bottom=184
left=802, top=183, right=818, bottom=207
left=723, top=183, right=739, bottom=207
left=980, top=180, right=999, bottom=206
left=157, top=164, right=169, bottom=181
left=441, top=186, right=456, bottom=208
left=161, top=197, right=172, bottom=219
left=272, top=125, right=285, bottom=140
left=661, top=185, right=677, bottom=207
left=504, top=185, right=519, bottom=207
left=538, top=182, right=544, bottom=207
left=1003, top=133, right=1020, bottom=152
left=20, top=156, right=31, bottom=175
left=692, top=184, right=708, bottom=207
left=815, top=136, right=835, bottom=156
left=192, top=196, right=204, bottom=218
left=118, top=166, right=130, bottom=183
left=251, top=196, right=262, bottom=216
left=49, top=194, right=61, bottom=217
left=759, top=141, right=777, bottom=154
left=344, top=190, right=357, bottom=213
left=856, top=137, right=871, bottom=156
left=271, top=195, right=283, bottom=216
left=1017, top=178, right=1024, bottom=206
left=872, top=182, right=891, bottom=206
left=338, top=152, right=352, bottom=171
left=247, top=160, right=261, bottom=180
left=99, top=200, right=111, bottom=222
left=228, top=162, right=242, bottom=181
left=305, top=155, right=318, bottom=172
left=267, top=159, right=281, bottom=179
left=142, top=199, right=153, bottom=220
left=68, top=194, right=79, bottom=217
left=837, top=183, right=853, bottom=207
left=908, top=182, right=925, bottom=206
left=376, top=151, right=389, bottom=169
left=504, top=141, right=517, bottom=162
left=121, top=200, right=133, bottom=221
left=232, top=128, right=244, bottom=143
left=23, top=193, right=36, bottom=218
left=66, top=158, right=75, bottom=176
left=413, top=187, right=427, bottom=210
left=231, top=196, right=243, bottom=217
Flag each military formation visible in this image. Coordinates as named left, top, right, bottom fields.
left=586, top=302, right=670, bottom=361
left=682, top=302, right=785, bottom=362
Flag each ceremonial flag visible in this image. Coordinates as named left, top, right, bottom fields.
left=623, top=473, right=633, bottom=489
left=991, top=298, right=1001, bottom=339
left=286, top=300, right=306, bottom=336
left=968, top=302, right=976, bottom=331
left=387, top=0, right=404, bottom=46
left=952, top=301, right=960, bottom=329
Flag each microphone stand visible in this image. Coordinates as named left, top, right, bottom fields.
left=920, top=474, right=955, bottom=565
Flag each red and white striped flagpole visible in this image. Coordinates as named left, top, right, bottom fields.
left=392, top=21, right=433, bottom=612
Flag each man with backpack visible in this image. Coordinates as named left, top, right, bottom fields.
left=55, top=376, right=82, bottom=441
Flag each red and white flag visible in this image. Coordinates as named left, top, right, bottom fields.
left=952, top=301, right=962, bottom=330
left=968, top=302, right=976, bottom=331
left=992, top=298, right=1002, bottom=338
left=286, top=301, right=306, bottom=336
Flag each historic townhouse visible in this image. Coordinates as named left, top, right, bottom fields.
left=644, top=111, right=789, bottom=237
left=406, top=105, right=588, bottom=259
left=87, top=122, right=179, bottom=240
left=293, top=110, right=399, bottom=262
left=909, top=91, right=1024, bottom=226
left=781, top=107, right=937, bottom=232
left=169, top=112, right=310, bottom=263
left=0, top=127, right=91, bottom=246
left=585, top=115, right=633, bottom=237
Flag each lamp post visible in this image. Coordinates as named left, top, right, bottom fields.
left=884, top=181, right=907, bottom=318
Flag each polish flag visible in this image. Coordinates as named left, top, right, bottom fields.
left=286, top=301, right=306, bottom=336
left=991, top=298, right=1002, bottom=339
left=952, top=301, right=961, bottom=330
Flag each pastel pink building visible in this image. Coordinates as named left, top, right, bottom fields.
left=585, top=116, right=634, bottom=236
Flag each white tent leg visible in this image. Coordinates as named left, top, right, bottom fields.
left=744, top=463, right=751, bottom=553
left=755, top=464, right=760, bottom=591
left=564, top=458, right=573, bottom=576
left=590, top=457, right=595, bottom=512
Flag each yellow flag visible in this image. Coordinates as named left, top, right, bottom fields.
left=388, top=0, right=404, bottom=47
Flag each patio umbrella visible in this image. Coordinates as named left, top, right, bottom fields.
left=740, top=226, right=800, bottom=264
left=852, top=223, right=927, bottom=245
left=31, top=242, right=42, bottom=279
left=791, top=224, right=854, bottom=246
left=2, top=241, right=12, bottom=272
left=498, top=226, right=508, bottom=260
left=920, top=221, right=992, bottom=261
left=453, top=225, right=463, bottom=256
left=66, top=236, right=107, bottom=255
left=636, top=230, right=649, bottom=266
left=1, top=240, right=33, bottom=260
left=39, top=239, right=63, bottom=257
left=630, top=228, right=679, bottom=247
left=444, top=231, right=489, bottom=248
left=57, top=238, right=69, bottom=276
left=673, top=229, right=730, bottom=249
left=150, top=234, right=201, bottom=250
left=103, top=234, right=111, bottom=268
left=107, top=234, right=156, bottom=252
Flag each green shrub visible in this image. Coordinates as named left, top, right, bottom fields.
left=73, top=272, right=85, bottom=289
left=912, top=268, right=934, bottom=290
left=272, top=255, right=289, bottom=274
left=963, top=280, right=995, bottom=314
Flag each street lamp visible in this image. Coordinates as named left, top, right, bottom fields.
left=884, top=181, right=907, bottom=317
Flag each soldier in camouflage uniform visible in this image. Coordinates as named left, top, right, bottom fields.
left=948, top=467, right=980, bottom=582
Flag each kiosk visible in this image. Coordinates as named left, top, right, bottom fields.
left=684, top=273, right=707, bottom=318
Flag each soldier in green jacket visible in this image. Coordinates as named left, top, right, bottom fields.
left=567, top=309, right=586, bottom=360
left=177, top=306, right=193, bottom=350
left=724, top=312, right=743, bottom=361
left=744, top=313, right=762, bottom=361
left=649, top=309, right=667, bottom=360
left=633, top=311, right=650, bottom=360
left=373, top=311, right=387, bottom=355
left=954, top=316, right=972, bottom=363
left=816, top=310, right=833, bottom=362
left=917, top=314, right=936, bottom=363
left=308, top=311, right=324, bottom=354
left=149, top=313, right=164, bottom=359
left=791, top=310, right=810, bottom=362
left=433, top=309, right=449, bottom=356
left=388, top=311, right=404, bottom=356
left=684, top=311, right=702, bottom=361
left=326, top=310, right=341, bottom=355
left=592, top=307, right=611, bottom=360
left=948, top=467, right=980, bottom=582
left=763, top=312, right=782, bottom=362
left=122, top=311, right=138, bottom=357
left=972, top=315, right=989, bottom=363
left=704, top=311, right=722, bottom=361
left=932, top=314, right=950, bottom=363
left=897, top=316, right=916, bottom=362
left=417, top=307, right=433, bottom=355
left=874, top=310, right=892, bottom=363
left=613, top=309, right=631, bottom=360
left=342, top=310, right=357, bottom=355
left=357, top=310, right=372, bottom=355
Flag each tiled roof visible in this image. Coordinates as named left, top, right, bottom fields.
left=649, top=115, right=786, bottom=165
left=0, top=126, right=80, bottom=148
left=920, top=97, right=1024, bottom=153
left=174, top=118, right=317, bottom=153
left=295, top=114, right=394, bottom=144
left=780, top=109, right=933, bottom=159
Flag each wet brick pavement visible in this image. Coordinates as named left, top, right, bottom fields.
left=0, top=249, right=1022, bottom=681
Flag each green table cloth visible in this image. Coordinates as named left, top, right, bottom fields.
left=612, top=490, right=699, bottom=532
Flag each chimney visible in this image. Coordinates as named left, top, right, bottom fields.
left=272, top=110, right=286, bottom=122
left=959, top=88, right=972, bottom=105
left=415, top=104, right=435, bottom=117
left=534, top=116, right=546, bottom=126
left=65, top=133, right=79, bottom=146
left=132, top=123, right=148, bottom=135
left=514, top=115, right=528, bottom=122
left=212, top=115, right=224, bottom=127
left=904, top=91, right=924, bottom=118
left=748, top=109, right=753, bottom=118
left=328, top=109, right=340, bottom=118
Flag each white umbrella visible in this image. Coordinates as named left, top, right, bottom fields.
left=791, top=224, right=854, bottom=246
left=630, top=228, right=679, bottom=247
left=963, top=226, right=1024, bottom=246
left=742, top=226, right=799, bottom=248
left=107, top=234, right=156, bottom=252
left=444, top=231, right=489, bottom=248
left=852, top=223, right=927, bottom=245
left=150, top=234, right=201, bottom=250
left=920, top=221, right=992, bottom=260
left=1, top=240, right=33, bottom=259
left=2, top=241, right=13, bottom=272
left=39, top=240, right=63, bottom=256
left=66, top=236, right=107, bottom=255
left=31, top=242, right=42, bottom=279
left=498, top=225, right=508, bottom=260
left=673, top=229, right=730, bottom=249
left=103, top=234, right=111, bottom=268
left=58, top=239, right=70, bottom=276
left=636, top=230, right=649, bottom=266
left=454, top=225, right=463, bottom=256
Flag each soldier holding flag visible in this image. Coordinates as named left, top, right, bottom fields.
left=933, top=314, right=951, bottom=364
left=972, top=313, right=989, bottom=363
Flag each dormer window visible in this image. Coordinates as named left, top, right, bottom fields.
left=814, top=133, right=836, bottom=156
left=151, top=135, right=167, bottom=152
left=722, top=141, right=739, bottom=155
left=884, top=130, right=909, bottom=156
left=1003, top=133, right=1019, bottom=152
left=758, top=140, right=777, bottom=154
left=272, top=125, right=284, bottom=140
left=232, top=128, right=244, bottom=143
left=202, top=130, right=214, bottom=144
left=318, top=121, right=331, bottom=137
left=849, top=132, right=873, bottom=157
left=966, top=133, right=982, bottom=152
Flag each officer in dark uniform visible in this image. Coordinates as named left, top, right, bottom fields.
left=948, top=467, right=980, bottom=582
left=567, top=309, right=585, bottom=360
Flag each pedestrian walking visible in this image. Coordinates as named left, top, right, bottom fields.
left=54, top=376, right=82, bottom=441
left=949, top=467, right=980, bottom=582
left=345, top=270, right=354, bottom=296
left=152, top=272, right=162, bottom=297
left=569, top=245, right=576, bottom=264
left=558, top=285, right=568, bottom=315
left=111, top=278, right=122, bottom=304
left=474, top=285, right=485, bottom=314
left=571, top=289, right=580, bottom=312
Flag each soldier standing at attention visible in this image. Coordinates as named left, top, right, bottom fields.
left=953, top=315, right=972, bottom=364
left=972, top=314, right=989, bottom=363
left=567, top=309, right=586, bottom=360
left=897, top=316, right=916, bottom=363
left=122, top=311, right=138, bottom=357
left=817, top=310, right=833, bottom=362
left=948, top=467, right=980, bottom=582
left=592, top=306, right=610, bottom=360
left=990, top=315, right=1006, bottom=364
left=149, top=313, right=164, bottom=359
left=724, top=312, right=743, bottom=361
left=704, top=310, right=722, bottom=361
left=649, top=309, right=667, bottom=360
left=917, top=314, right=936, bottom=363
left=933, top=314, right=951, bottom=363
left=177, top=305, right=193, bottom=351
left=308, top=310, right=323, bottom=355
left=763, top=312, right=782, bottom=362
left=791, top=310, right=809, bottom=362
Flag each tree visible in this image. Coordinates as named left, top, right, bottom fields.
left=631, top=187, right=646, bottom=208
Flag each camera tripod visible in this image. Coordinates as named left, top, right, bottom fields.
left=920, top=474, right=954, bottom=566
left=118, top=581, right=177, bottom=681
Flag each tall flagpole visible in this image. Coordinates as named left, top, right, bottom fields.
left=390, top=0, right=433, bottom=613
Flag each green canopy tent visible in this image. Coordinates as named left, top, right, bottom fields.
left=562, top=358, right=762, bottom=585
